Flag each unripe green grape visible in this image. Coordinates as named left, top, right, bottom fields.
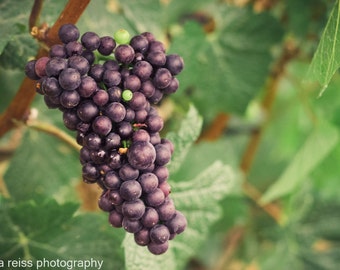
left=122, top=89, right=133, bottom=101
left=114, top=29, right=130, bottom=44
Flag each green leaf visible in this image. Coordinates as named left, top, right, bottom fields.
left=4, top=130, right=81, bottom=203
left=123, top=233, right=176, bottom=270
left=0, top=197, right=125, bottom=269
left=123, top=161, right=235, bottom=270
left=260, top=121, right=339, bottom=205
left=306, top=0, right=340, bottom=96
left=0, top=0, right=33, bottom=54
left=166, top=104, right=203, bottom=173
left=0, top=33, right=38, bottom=69
left=169, top=5, right=283, bottom=118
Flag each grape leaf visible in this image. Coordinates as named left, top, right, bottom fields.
left=306, top=0, right=340, bottom=96
left=169, top=5, right=283, bottom=119
left=260, top=121, right=339, bottom=205
left=166, top=104, right=203, bottom=173
left=0, top=197, right=125, bottom=269
left=4, top=130, right=81, bottom=203
left=123, top=161, right=235, bottom=270
left=0, top=0, right=33, bottom=54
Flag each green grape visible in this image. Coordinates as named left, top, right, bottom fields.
left=122, top=89, right=133, bottom=101
left=114, top=29, right=130, bottom=44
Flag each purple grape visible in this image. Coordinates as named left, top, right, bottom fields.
left=41, top=77, right=62, bottom=97
left=103, top=70, right=122, bottom=87
left=114, top=44, right=135, bottom=65
left=153, top=68, right=172, bottom=89
left=49, top=44, right=66, bottom=58
left=80, top=147, right=91, bottom=164
left=124, top=107, right=135, bottom=122
left=132, top=129, right=151, bottom=142
left=58, top=68, right=81, bottom=90
left=140, top=80, right=155, bottom=98
left=128, top=92, right=147, bottom=110
left=92, top=89, right=109, bottom=106
left=44, top=95, right=60, bottom=109
left=103, top=60, right=120, bottom=71
left=122, top=217, right=143, bottom=233
left=157, top=197, right=175, bottom=221
left=119, top=180, right=142, bottom=201
left=132, top=60, right=153, bottom=81
left=141, top=207, right=159, bottom=228
left=58, top=23, right=80, bottom=44
left=165, top=210, right=187, bottom=234
left=84, top=133, right=102, bottom=150
left=34, top=56, right=49, bottom=78
left=122, top=199, right=145, bottom=220
left=148, top=40, right=165, bottom=53
left=81, top=31, right=100, bottom=51
left=162, top=77, right=179, bottom=94
left=149, top=89, right=163, bottom=104
left=107, top=86, right=122, bottom=102
left=134, top=228, right=150, bottom=246
left=77, top=100, right=99, bottom=122
left=149, top=132, right=161, bottom=145
left=109, top=209, right=123, bottom=228
left=45, top=57, right=67, bottom=77
left=104, top=132, right=121, bottom=150
left=105, top=102, right=126, bottom=123
left=77, top=76, right=97, bottom=98
left=124, top=75, right=141, bottom=92
left=127, top=141, right=156, bottom=170
left=98, top=36, right=116, bottom=55
left=68, top=55, right=90, bottom=75
left=90, top=148, right=107, bottom=164
left=65, top=41, right=83, bottom=56
left=145, top=188, right=165, bottom=207
left=154, top=143, right=171, bottom=166
left=165, top=54, right=184, bottom=75
left=103, top=170, right=121, bottom=189
left=89, top=64, right=104, bottom=82
left=141, top=32, right=155, bottom=42
left=130, top=34, right=149, bottom=53
left=146, top=51, right=166, bottom=66
left=118, top=121, right=133, bottom=138
left=138, top=173, right=158, bottom=193
left=134, top=109, right=148, bottom=123
left=150, top=224, right=170, bottom=244
left=63, top=109, right=80, bottom=130
left=59, top=90, right=80, bottom=108
left=92, top=115, right=112, bottom=136
left=159, top=181, right=171, bottom=197
left=82, top=162, right=100, bottom=183
left=147, top=241, right=169, bottom=255
left=107, top=150, right=122, bottom=169
left=81, top=50, right=95, bottom=65
left=24, top=60, right=39, bottom=80
left=161, top=138, right=174, bottom=154
left=108, top=190, right=124, bottom=205
left=146, top=114, right=164, bottom=133
left=98, top=191, right=115, bottom=212
left=119, top=163, right=139, bottom=181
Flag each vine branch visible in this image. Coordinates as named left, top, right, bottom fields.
left=239, top=39, right=299, bottom=223
left=0, top=0, right=90, bottom=138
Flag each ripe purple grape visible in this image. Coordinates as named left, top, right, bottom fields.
left=92, top=115, right=112, bottom=136
left=58, top=23, right=80, bottom=44
left=81, top=31, right=100, bottom=51
left=59, top=68, right=81, bottom=90
left=119, top=180, right=142, bottom=201
left=98, top=36, right=116, bottom=55
left=122, top=199, right=145, bottom=220
left=127, top=141, right=156, bottom=170
left=114, top=44, right=135, bottom=65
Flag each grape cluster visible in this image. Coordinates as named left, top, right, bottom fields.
left=25, top=24, right=187, bottom=255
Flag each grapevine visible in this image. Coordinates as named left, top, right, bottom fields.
left=25, top=23, right=186, bottom=255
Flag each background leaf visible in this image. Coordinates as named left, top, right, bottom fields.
left=260, top=121, right=339, bottom=205
left=306, top=0, right=340, bottom=95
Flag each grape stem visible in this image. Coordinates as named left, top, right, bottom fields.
left=0, top=0, right=90, bottom=138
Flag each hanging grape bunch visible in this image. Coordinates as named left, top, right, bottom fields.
left=25, top=24, right=187, bottom=255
